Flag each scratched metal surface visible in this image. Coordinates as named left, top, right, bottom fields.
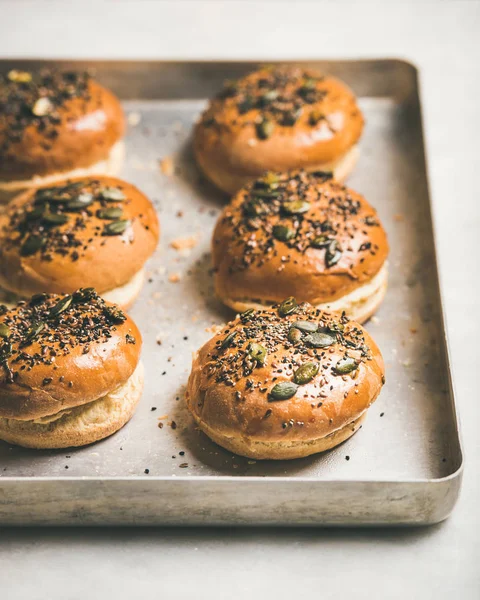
left=0, top=61, right=463, bottom=524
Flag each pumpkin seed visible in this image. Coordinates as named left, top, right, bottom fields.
left=103, top=220, right=130, bottom=236
left=292, top=320, right=318, bottom=333
left=100, top=187, right=126, bottom=202
left=305, top=331, right=336, bottom=348
left=32, top=97, right=53, bottom=116
left=334, top=356, right=359, bottom=375
left=49, top=295, right=72, bottom=318
left=65, top=192, right=94, bottom=211
left=23, top=320, right=45, bottom=344
left=256, top=119, right=274, bottom=140
left=268, top=381, right=298, bottom=401
left=25, top=205, right=46, bottom=221
left=282, top=200, right=310, bottom=215
left=219, top=331, right=236, bottom=350
left=293, top=362, right=319, bottom=385
left=272, top=225, right=295, bottom=242
left=97, top=207, right=123, bottom=220
left=278, top=296, right=297, bottom=317
left=325, top=239, right=342, bottom=268
left=329, top=321, right=345, bottom=333
left=252, top=189, right=281, bottom=199
left=20, top=235, right=46, bottom=256
left=311, top=235, right=331, bottom=248
left=248, top=342, right=267, bottom=366
left=288, top=327, right=303, bottom=344
left=0, top=324, right=10, bottom=338
left=43, top=213, right=69, bottom=226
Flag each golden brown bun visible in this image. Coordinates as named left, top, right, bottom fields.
left=194, top=66, right=364, bottom=195
left=0, top=176, right=159, bottom=298
left=0, top=290, right=142, bottom=421
left=0, top=361, right=144, bottom=449
left=186, top=301, right=385, bottom=460
left=213, top=171, right=389, bottom=313
left=0, top=69, right=125, bottom=182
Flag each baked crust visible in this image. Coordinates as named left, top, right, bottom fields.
left=0, top=176, right=159, bottom=297
left=0, top=70, right=125, bottom=181
left=0, top=361, right=144, bottom=449
left=194, top=65, right=364, bottom=194
left=186, top=301, right=385, bottom=459
left=213, top=171, right=388, bottom=309
left=0, top=290, right=142, bottom=421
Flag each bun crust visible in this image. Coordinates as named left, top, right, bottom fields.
left=0, top=70, right=125, bottom=182
left=0, top=361, right=144, bottom=449
left=186, top=301, right=385, bottom=460
left=0, top=291, right=142, bottom=421
left=194, top=66, right=364, bottom=194
left=213, top=171, right=388, bottom=311
left=0, top=176, right=159, bottom=297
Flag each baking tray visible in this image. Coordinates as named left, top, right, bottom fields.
left=0, top=59, right=463, bottom=526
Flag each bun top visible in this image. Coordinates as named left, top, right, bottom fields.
left=187, top=300, right=384, bottom=442
left=194, top=65, right=363, bottom=175
left=0, top=69, right=125, bottom=180
left=0, top=176, right=159, bottom=297
left=0, top=289, right=141, bottom=420
left=213, top=171, right=388, bottom=305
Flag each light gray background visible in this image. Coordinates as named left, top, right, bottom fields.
left=0, top=1, right=478, bottom=598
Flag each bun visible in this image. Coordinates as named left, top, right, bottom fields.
left=186, top=301, right=385, bottom=460
left=0, top=290, right=141, bottom=423
left=0, top=176, right=159, bottom=308
left=194, top=65, right=363, bottom=194
left=0, top=361, right=143, bottom=449
left=212, top=171, right=388, bottom=323
left=0, top=69, right=125, bottom=201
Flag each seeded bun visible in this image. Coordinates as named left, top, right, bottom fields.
left=186, top=301, right=385, bottom=460
left=0, top=69, right=125, bottom=201
left=194, top=65, right=364, bottom=195
left=212, top=171, right=389, bottom=323
left=0, top=290, right=141, bottom=423
left=0, top=176, right=159, bottom=309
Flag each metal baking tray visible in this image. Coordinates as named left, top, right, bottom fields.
left=0, top=59, right=463, bottom=526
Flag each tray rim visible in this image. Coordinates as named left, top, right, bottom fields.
left=0, top=57, right=464, bottom=495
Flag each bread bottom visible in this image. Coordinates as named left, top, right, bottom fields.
left=102, top=268, right=145, bottom=310
left=197, top=145, right=359, bottom=196
left=0, top=267, right=144, bottom=312
left=220, top=263, right=388, bottom=324
left=0, top=140, right=125, bottom=203
left=193, top=412, right=366, bottom=460
left=0, top=361, right=144, bottom=449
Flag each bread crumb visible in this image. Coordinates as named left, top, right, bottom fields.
left=169, top=273, right=181, bottom=283
left=371, top=316, right=380, bottom=324
left=394, top=214, right=404, bottom=222
left=170, top=235, right=199, bottom=251
left=160, top=156, right=175, bottom=176
left=157, top=415, right=169, bottom=420
left=206, top=324, right=223, bottom=334
left=127, top=112, right=141, bottom=127
left=410, top=327, right=418, bottom=334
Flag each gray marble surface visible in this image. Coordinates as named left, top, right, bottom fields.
left=0, top=1, right=479, bottom=598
